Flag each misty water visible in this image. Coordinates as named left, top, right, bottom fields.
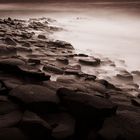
left=0, top=2, right=140, bottom=72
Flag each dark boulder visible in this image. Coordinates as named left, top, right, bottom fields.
left=116, top=70, right=133, bottom=80
left=0, top=96, right=22, bottom=128
left=79, top=58, right=100, bottom=66
left=131, top=98, right=140, bottom=107
left=38, top=34, right=46, bottom=39
left=56, top=57, right=69, bottom=64
left=20, top=111, right=51, bottom=140
left=45, top=113, right=75, bottom=139
left=0, top=45, right=17, bottom=56
left=99, top=110, right=140, bottom=140
left=57, top=88, right=117, bottom=120
left=43, top=64, right=64, bottom=74
left=0, top=127, right=30, bottom=140
left=47, top=40, right=74, bottom=49
left=10, top=84, right=60, bottom=113
left=5, top=36, right=17, bottom=46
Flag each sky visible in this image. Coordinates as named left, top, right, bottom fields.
left=0, top=0, right=138, bottom=3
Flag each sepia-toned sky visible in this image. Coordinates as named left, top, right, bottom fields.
left=0, top=0, right=138, bottom=3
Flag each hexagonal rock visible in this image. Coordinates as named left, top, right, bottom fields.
left=43, top=64, right=64, bottom=74
left=0, top=58, right=25, bottom=67
left=0, top=127, right=29, bottom=140
left=0, top=110, right=22, bottom=129
left=57, top=88, right=117, bottom=120
left=131, top=98, right=140, bottom=107
left=79, top=58, right=100, bottom=66
left=10, top=85, right=60, bottom=113
left=116, top=70, right=133, bottom=80
left=47, top=113, right=75, bottom=139
left=0, top=96, right=22, bottom=128
left=99, top=110, right=140, bottom=140
left=47, top=40, right=74, bottom=49
left=20, top=111, right=51, bottom=140
left=5, top=36, right=17, bottom=46
left=38, top=34, right=46, bottom=39
left=0, top=44, right=17, bottom=56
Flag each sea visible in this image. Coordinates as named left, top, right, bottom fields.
left=0, top=1, right=140, bottom=71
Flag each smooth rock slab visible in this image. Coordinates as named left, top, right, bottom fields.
left=46, top=113, right=75, bottom=139
left=0, top=45, right=17, bottom=56
left=5, top=36, right=17, bottom=46
left=131, top=98, right=140, bottom=107
left=116, top=70, right=133, bottom=80
left=79, top=58, right=100, bottom=66
left=43, top=64, right=64, bottom=74
left=0, top=98, right=19, bottom=115
left=57, top=88, right=117, bottom=119
left=0, top=58, right=25, bottom=68
left=20, top=111, right=51, bottom=140
left=10, top=84, right=60, bottom=112
left=99, top=110, right=140, bottom=140
left=0, top=127, right=29, bottom=140
left=0, top=110, right=22, bottom=128
left=38, top=34, right=46, bottom=39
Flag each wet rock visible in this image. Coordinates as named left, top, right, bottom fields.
left=56, top=57, right=69, bottom=64
left=17, top=65, right=50, bottom=81
left=0, top=127, right=29, bottom=140
left=64, top=65, right=81, bottom=75
left=48, top=40, right=74, bottom=49
left=45, top=113, right=75, bottom=139
left=131, top=98, right=140, bottom=107
left=57, top=88, right=117, bottom=120
left=3, top=79, right=23, bottom=90
left=132, top=70, right=140, bottom=76
left=0, top=110, right=22, bottom=128
left=56, top=76, right=77, bottom=84
left=38, top=34, right=46, bottom=39
left=0, top=44, right=17, bottom=56
left=10, top=84, right=60, bottom=113
left=5, top=36, right=17, bottom=46
left=16, top=46, right=32, bottom=52
left=65, top=69, right=80, bottom=75
left=28, top=21, right=45, bottom=30
left=78, top=72, right=96, bottom=80
left=99, top=110, right=140, bottom=140
left=77, top=53, right=88, bottom=57
left=28, top=58, right=41, bottom=65
left=43, top=64, right=64, bottom=74
left=20, top=32, right=33, bottom=39
left=0, top=58, right=25, bottom=67
left=85, top=82, right=107, bottom=93
left=79, top=58, right=100, bottom=66
left=22, top=42, right=31, bottom=47
left=116, top=70, right=133, bottom=80
left=97, top=79, right=120, bottom=90
left=0, top=96, right=19, bottom=114
left=20, top=111, right=51, bottom=140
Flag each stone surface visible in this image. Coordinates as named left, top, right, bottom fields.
left=99, top=110, right=140, bottom=140
left=5, top=36, right=17, bottom=46
left=0, top=127, right=29, bottom=140
left=79, top=58, right=100, bottom=66
left=57, top=88, right=117, bottom=119
left=131, top=98, right=140, bottom=107
left=20, top=111, right=51, bottom=140
left=43, top=64, right=64, bottom=74
left=10, top=84, right=60, bottom=113
left=45, top=113, right=75, bottom=139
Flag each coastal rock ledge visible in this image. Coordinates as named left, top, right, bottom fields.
left=0, top=17, right=140, bottom=140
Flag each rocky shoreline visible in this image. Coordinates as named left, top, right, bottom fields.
left=0, top=17, right=140, bottom=140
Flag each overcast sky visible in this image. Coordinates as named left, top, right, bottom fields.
left=0, top=0, right=137, bottom=3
